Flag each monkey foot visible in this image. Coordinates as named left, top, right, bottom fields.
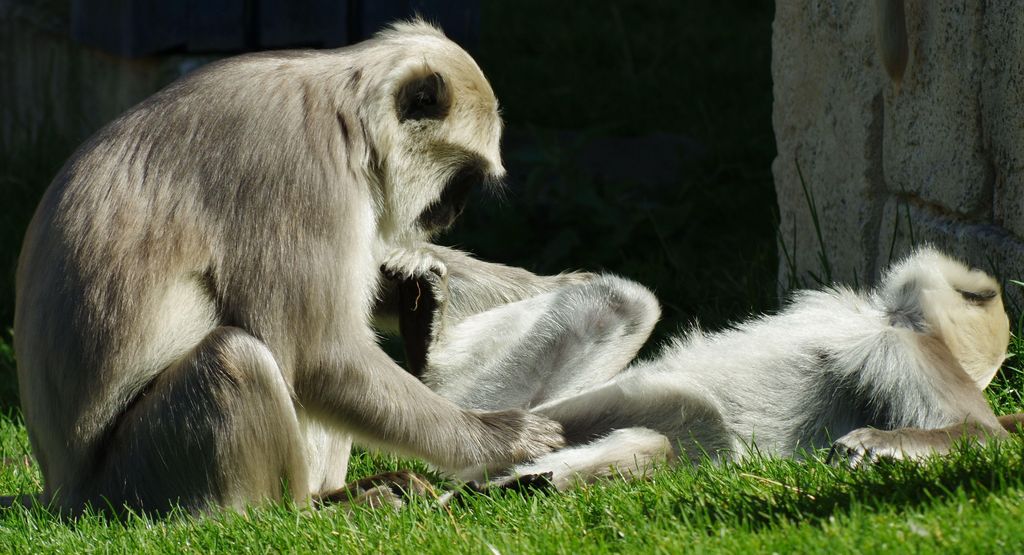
left=315, top=470, right=437, bottom=510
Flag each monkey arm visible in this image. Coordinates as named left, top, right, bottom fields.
left=294, top=340, right=563, bottom=476
left=829, top=420, right=1009, bottom=466
left=378, top=243, right=594, bottom=326
left=827, top=328, right=1011, bottom=466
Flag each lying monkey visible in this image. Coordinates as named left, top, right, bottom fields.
left=381, top=245, right=1023, bottom=489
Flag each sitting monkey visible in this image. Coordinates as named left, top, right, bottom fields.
left=382, top=245, right=1022, bottom=488
left=11, top=21, right=562, bottom=516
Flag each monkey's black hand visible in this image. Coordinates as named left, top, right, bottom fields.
left=483, top=472, right=556, bottom=493
left=381, top=244, right=449, bottom=282
left=381, top=245, right=452, bottom=378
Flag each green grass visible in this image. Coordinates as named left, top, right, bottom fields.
left=1, top=317, right=1023, bottom=553
left=1, top=375, right=1024, bottom=552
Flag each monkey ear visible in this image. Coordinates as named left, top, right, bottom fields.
left=884, top=278, right=928, bottom=333
left=396, top=72, right=450, bottom=122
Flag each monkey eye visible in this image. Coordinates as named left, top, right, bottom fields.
left=396, top=72, right=450, bottom=122
left=958, top=289, right=996, bottom=304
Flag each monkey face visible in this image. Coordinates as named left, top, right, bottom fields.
left=365, top=27, right=504, bottom=242
left=416, top=162, right=485, bottom=232
left=884, top=247, right=1011, bottom=389
left=935, top=272, right=1010, bottom=390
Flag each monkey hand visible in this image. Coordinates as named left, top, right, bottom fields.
left=381, top=244, right=449, bottom=282
left=382, top=245, right=450, bottom=306
left=456, top=409, right=565, bottom=479
left=828, top=427, right=925, bottom=467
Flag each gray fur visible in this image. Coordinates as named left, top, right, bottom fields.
left=13, top=20, right=563, bottom=515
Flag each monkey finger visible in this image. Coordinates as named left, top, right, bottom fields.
left=826, top=442, right=858, bottom=467
left=380, top=264, right=404, bottom=281
left=825, top=444, right=842, bottom=465
left=354, top=485, right=405, bottom=511
left=381, top=247, right=449, bottom=281
left=836, top=446, right=860, bottom=466
left=858, top=447, right=878, bottom=468
left=433, top=481, right=482, bottom=508
left=503, top=472, right=555, bottom=494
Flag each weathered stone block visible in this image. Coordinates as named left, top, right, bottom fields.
left=882, top=2, right=990, bottom=217
left=985, top=3, right=1024, bottom=239
left=774, top=1, right=1024, bottom=298
left=772, top=1, right=885, bottom=287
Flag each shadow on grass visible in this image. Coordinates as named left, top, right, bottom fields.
left=660, top=439, right=1024, bottom=533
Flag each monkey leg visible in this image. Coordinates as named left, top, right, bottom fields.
left=486, top=374, right=734, bottom=488
left=504, top=428, right=675, bottom=490
left=379, top=244, right=660, bottom=410
left=78, top=327, right=309, bottom=516
left=315, top=469, right=436, bottom=510
left=299, top=415, right=354, bottom=497
left=434, top=471, right=556, bottom=507
left=534, top=374, right=734, bottom=463
left=425, top=275, right=661, bottom=411
left=294, top=341, right=563, bottom=480
left=299, top=419, right=439, bottom=509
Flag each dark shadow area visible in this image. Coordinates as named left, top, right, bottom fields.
left=551, top=439, right=1024, bottom=544
left=686, top=442, right=1024, bottom=533
left=451, top=1, right=778, bottom=345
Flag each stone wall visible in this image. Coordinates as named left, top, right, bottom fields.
left=772, top=1, right=1024, bottom=307
left=0, top=4, right=197, bottom=152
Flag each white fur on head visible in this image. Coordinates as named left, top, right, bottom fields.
left=878, top=246, right=1010, bottom=389
left=365, top=18, right=504, bottom=244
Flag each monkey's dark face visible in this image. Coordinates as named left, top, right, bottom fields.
left=417, top=163, right=484, bottom=232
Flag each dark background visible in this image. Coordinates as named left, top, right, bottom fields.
left=0, top=1, right=777, bottom=406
